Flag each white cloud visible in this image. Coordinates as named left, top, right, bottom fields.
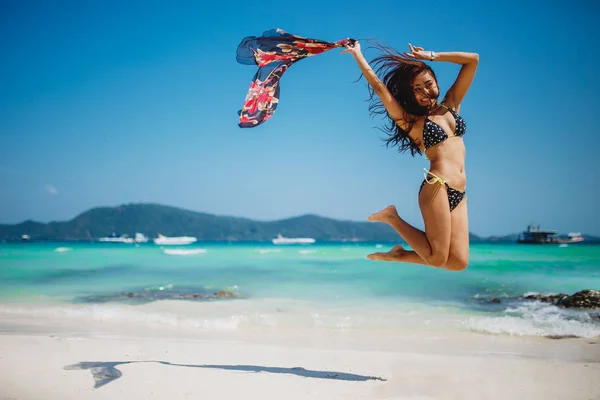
left=45, top=185, right=58, bottom=195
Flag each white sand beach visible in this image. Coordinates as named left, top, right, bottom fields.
left=1, top=305, right=599, bottom=400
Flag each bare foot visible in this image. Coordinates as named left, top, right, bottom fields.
left=367, top=205, right=398, bottom=224
left=367, top=244, right=408, bottom=262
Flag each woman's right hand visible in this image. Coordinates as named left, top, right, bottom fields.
left=341, top=40, right=362, bottom=57
left=404, top=44, right=433, bottom=60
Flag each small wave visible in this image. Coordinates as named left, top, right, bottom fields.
left=54, top=247, right=72, bottom=253
left=462, top=301, right=600, bottom=338
left=0, top=304, right=244, bottom=331
left=298, top=250, right=316, bottom=255
left=163, top=249, right=206, bottom=256
left=256, top=249, right=282, bottom=254
left=145, top=284, right=175, bottom=291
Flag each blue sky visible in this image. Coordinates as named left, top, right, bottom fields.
left=1, top=0, right=598, bottom=236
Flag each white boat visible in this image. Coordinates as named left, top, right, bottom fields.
left=153, top=234, right=197, bottom=245
left=98, top=234, right=131, bottom=243
left=565, top=232, right=584, bottom=243
left=133, top=233, right=149, bottom=243
left=98, top=233, right=149, bottom=244
left=517, top=225, right=585, bottom=244
left=272, top=234, right=315, bottom=245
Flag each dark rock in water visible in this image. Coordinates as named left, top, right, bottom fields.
left=480, top=297, right=502, bottom=304
left=75, top=288, right=240, bottom=304
left=122, top=292, right=142, bottom=298
left=214, top=290, right=237, bottom=299
left=182, top=293, right=205, bottom=299
left=522, top=290, right=600, bottom=309
left=557, top=290, right=600, bottom=309
left=470, top=296, right=504, bottom=304
left=522, top=293, right=569, bottom=304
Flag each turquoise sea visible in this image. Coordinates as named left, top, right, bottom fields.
left=1, top=241, right=599, bottom=338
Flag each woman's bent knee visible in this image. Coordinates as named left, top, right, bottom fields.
left=426, top=253, right=449, bottom=268
left=445, top=257, right=469, bottom=272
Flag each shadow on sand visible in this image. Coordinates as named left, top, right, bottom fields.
left=64, top=360, right=386, bottom=388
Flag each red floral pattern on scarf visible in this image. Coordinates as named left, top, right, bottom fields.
left=237, top=29, right=355, bottom=128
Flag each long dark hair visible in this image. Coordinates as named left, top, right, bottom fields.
left=365, top=43, right=439, bottom=156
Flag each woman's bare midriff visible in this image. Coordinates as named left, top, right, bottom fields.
left=425, top=138, right=466, bottom=191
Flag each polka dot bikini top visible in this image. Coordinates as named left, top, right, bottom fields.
left=423, top=104, right=467, bottom=150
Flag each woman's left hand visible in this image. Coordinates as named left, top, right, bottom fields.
left=404, top=43, right=433, bottom=60
left=340, top=40, right=362, bottom=57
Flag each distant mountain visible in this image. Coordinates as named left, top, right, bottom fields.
left=1, top=203, right=597, bottom=243
left=469, top=232, right=485, bottom=242
left=0, top=203, right=403, bottom=242
left=484, top=234, right=520, bottom=243
left=582, top=235, right=600, bottom=243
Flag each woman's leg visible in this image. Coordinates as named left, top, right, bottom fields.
left=368, top=193, right=469, bottom=272
left=445, top=198, right=469, bottom=271
left=367, top=182, right=452, bottom=267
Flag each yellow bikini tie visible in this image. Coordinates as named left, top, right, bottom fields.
left=423, top=168, right=446, bottom=185
left=423, top=168, right=446, bottom=203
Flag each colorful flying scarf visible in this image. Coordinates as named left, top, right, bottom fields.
left=237, top=29, right=355, bottom=128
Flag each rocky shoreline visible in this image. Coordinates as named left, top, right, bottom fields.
left=522, top=290, right=600, bottom=309
left=475, top=290, right=600, bottom=309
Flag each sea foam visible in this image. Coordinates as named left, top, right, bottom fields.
left=163, top=249, right=206, bottom=256
left=461, top=301, right=600, bottom=338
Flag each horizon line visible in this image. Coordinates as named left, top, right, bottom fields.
left=0, top=202, right=596, bottom=238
